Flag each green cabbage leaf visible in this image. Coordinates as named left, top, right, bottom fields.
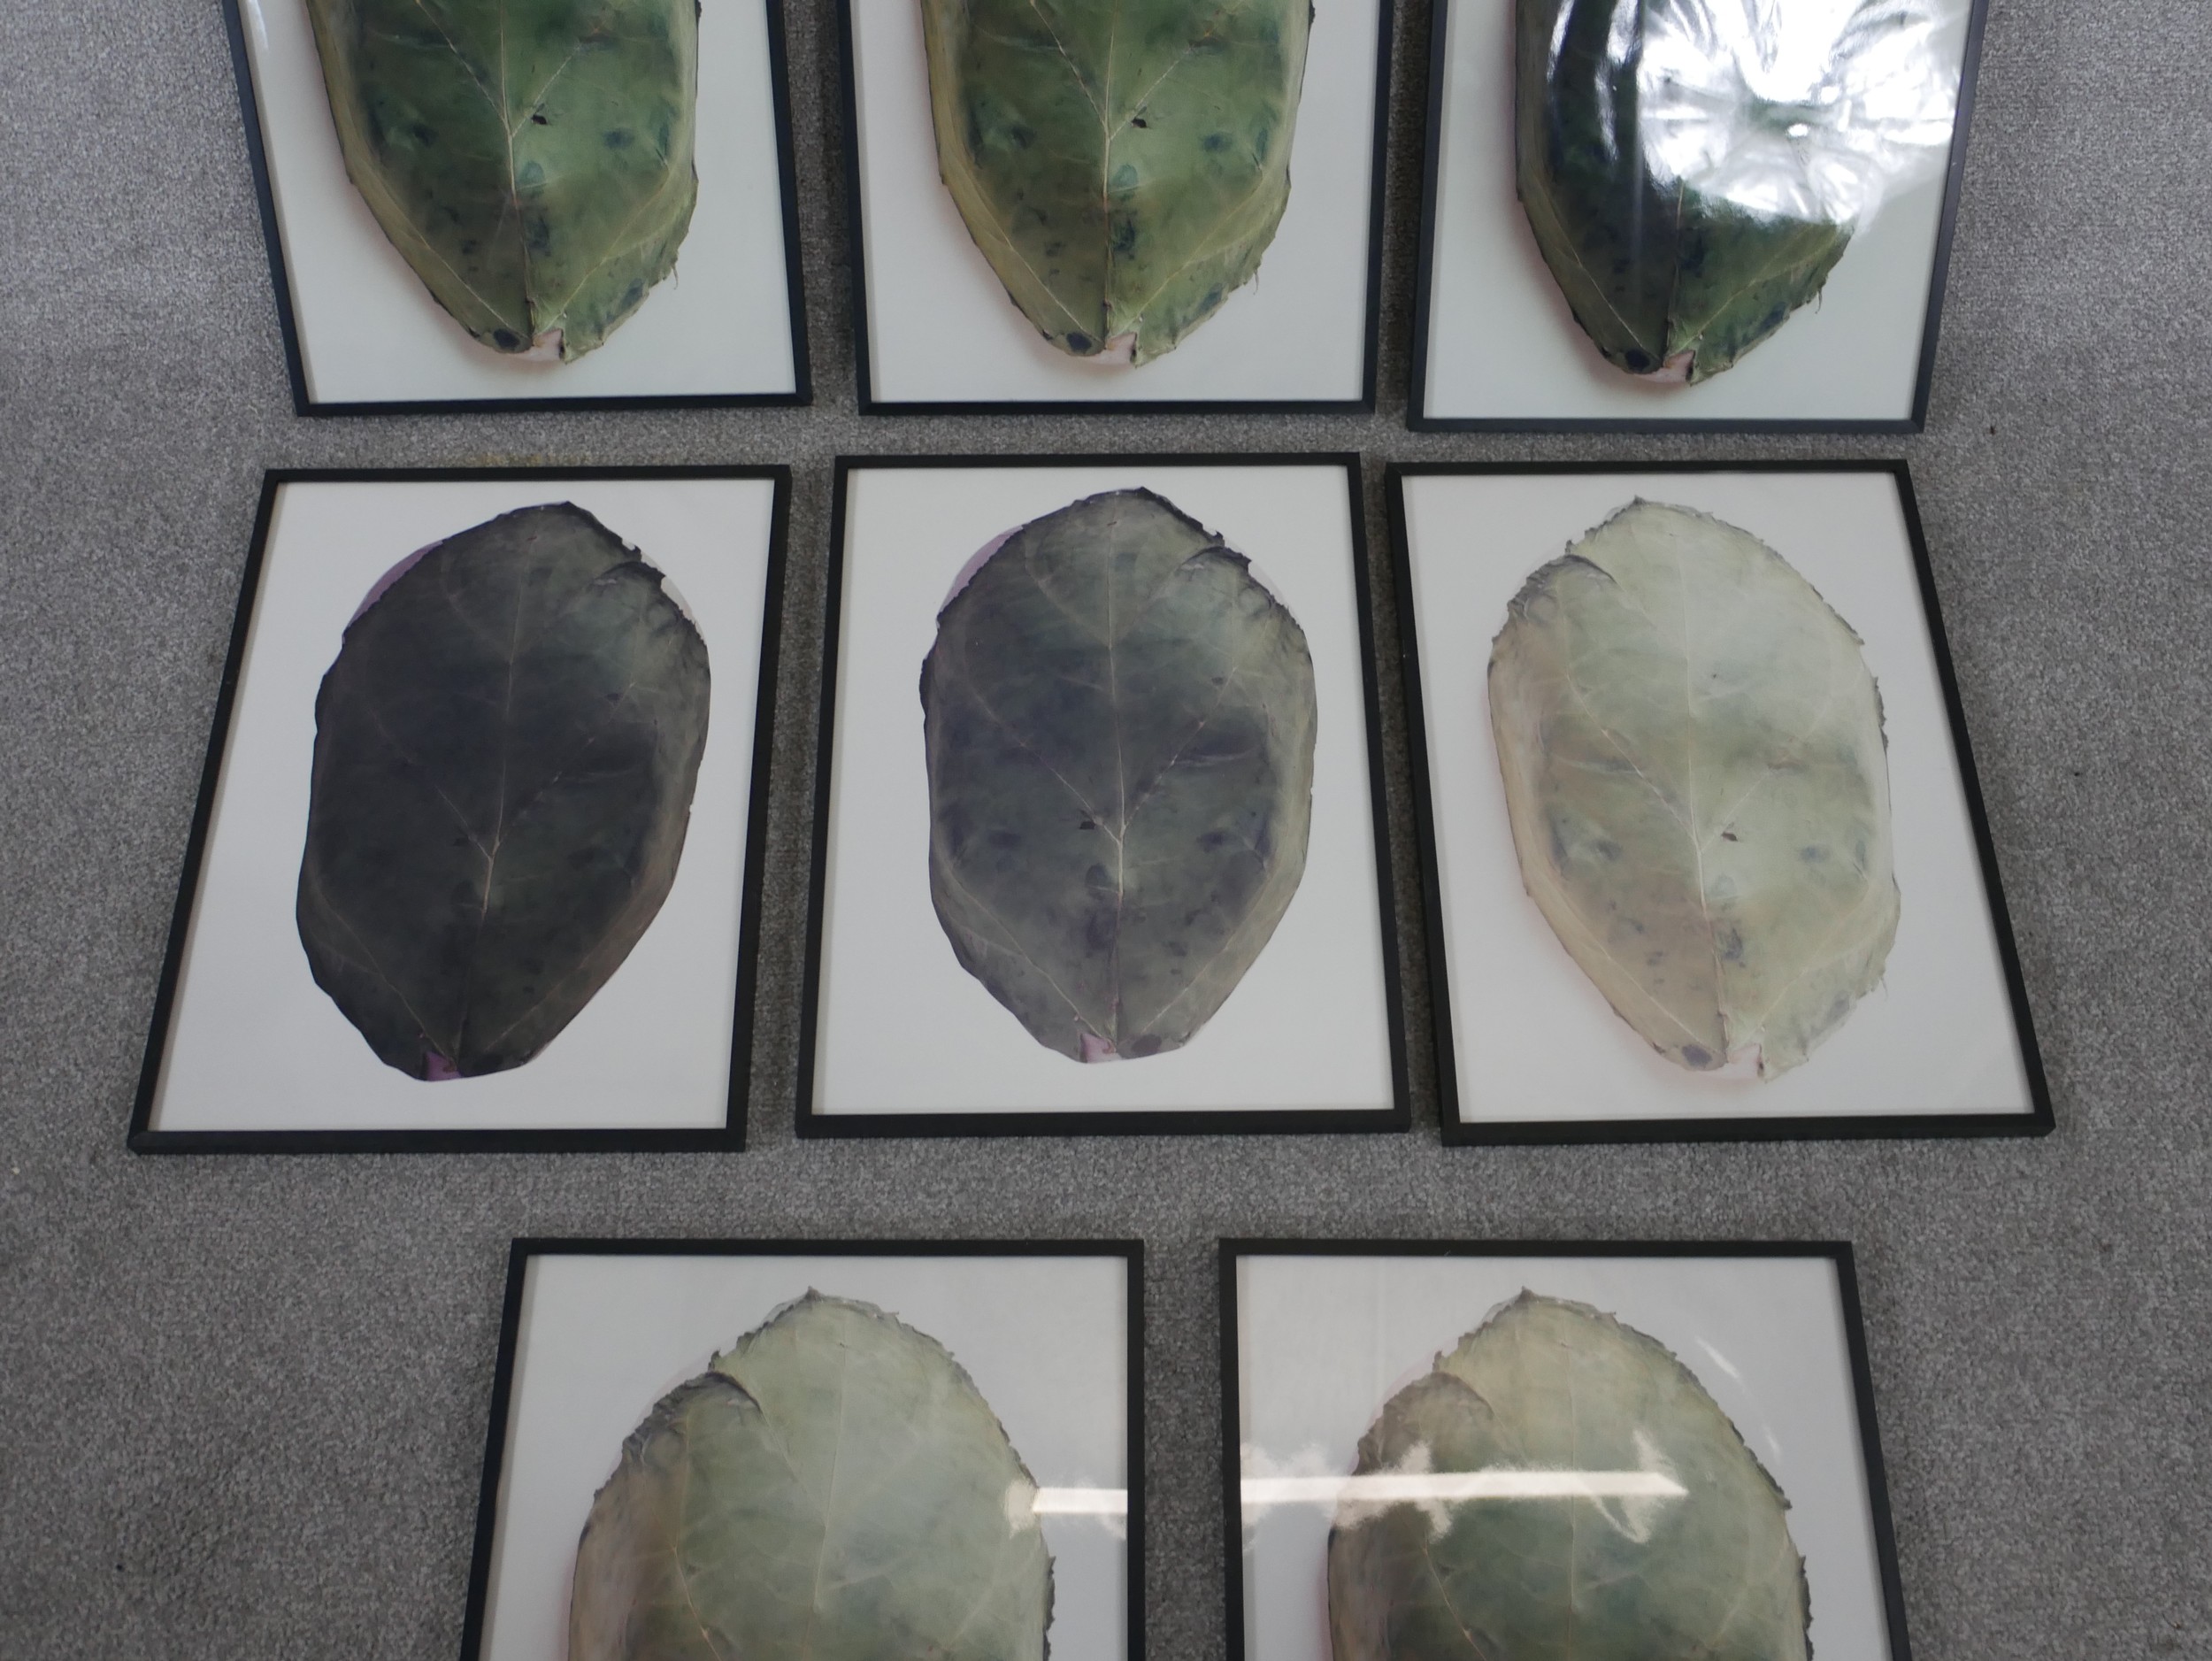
left=305, top=0, right=698, bottom=358
left=296, top=502, right=710, bottom=1080
left=571, top=1293, right=1052, bottom=1661
left=921, top=0, right=1310, bottom=363
left=1329, top=1291, right=1809, bottom=1661
left=921, top=488, right=1317, bottom=1061
left=1488, top=500, right=1897, bottom=1077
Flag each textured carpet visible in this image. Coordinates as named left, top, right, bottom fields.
left=3, top=1, right=2208, bottom=1657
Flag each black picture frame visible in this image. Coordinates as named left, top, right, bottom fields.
left=1386, top=459, right=2053, bottom=1145
left=219, top=0, right=813, bottom=417
left=127, top=465, right=791, bottom=1154
left=1404, top=0, right=1989, bottom=433
left=1217, top=1238, right=1916, bottom=1661
left=459, top=1236, right=1148, bottom=1661
left=834, top=0, right=1396, bottom=415
left=795, top=453, right=1412, bottom=1138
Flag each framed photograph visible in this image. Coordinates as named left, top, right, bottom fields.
left=130, top=467, right=788, bottom=1153
left=221, top=0, right=810, bottom=414
left=799, top=455, right=1409, bottom=1136
left=835, top=0, right=1394, bottom=412
left=1390, top=462, right=2049, bottom=1142
left=1221, top=1241, right=1913, bottom=1661
left=1408, top=0, right=1987, bottom=430
left=461, top=1239, right=1142, bottom=1661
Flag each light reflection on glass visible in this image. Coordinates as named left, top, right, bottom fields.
left=1029, top=1487, right=1130, bottom=1516
left=1241, top=1470, right=1688, bottom=1507
left=1631, top=0, right=1961, bottom=225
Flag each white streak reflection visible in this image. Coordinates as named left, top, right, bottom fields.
left=1241, top=1470, right=1688, bottom=1507
left=1032, top=1487, right=1130, bottom=1516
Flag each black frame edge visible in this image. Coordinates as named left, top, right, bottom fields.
left=1344, top=465, right=1417, bottom=1133
left=219, top=1, right=313, bottom=416
left=1389, top=458, right=2052, bottom=1147
left=1354, top=0, right=1399, bottom=412
left=127, top=473, right=283, bottom=1145
left=1832, top=1243, right=1919, bottom=1661
left=1216, top=1241, right=1248, bottom=1661
left=129, top=465, right=794, bottom=1156
left=1890, top=464, right=2055, bottom=1134
left=795, top=453, right=1412, bottom=1140
left=834, top=0, right=878, bottom=413
left=1126, top=1241, right=1149, bottom=1661
left=791, top=456, right=853, bottom=1137
left=1380, top=468, right=1465, bottom=1139
left=1402, top=0, right=1455, bottom=427
left=1907, top=0, right=1991, bottom=429
left=761, top=0, right=816, bottom=407
left=455, top=1241, right=532, bottom=1661
left=718, top=468, right=798, bottom=1152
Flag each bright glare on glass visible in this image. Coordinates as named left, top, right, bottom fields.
left=1633, top=0, right=1962, bottom=224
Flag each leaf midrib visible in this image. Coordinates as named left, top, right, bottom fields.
left=391, top=0, right=664, bottom=340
